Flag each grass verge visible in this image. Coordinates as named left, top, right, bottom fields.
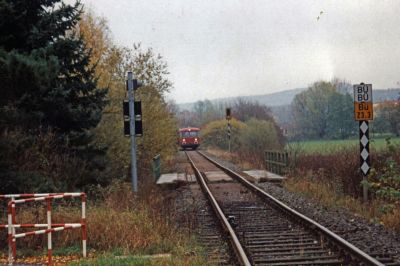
left=68, top=246, right=208, bottom=266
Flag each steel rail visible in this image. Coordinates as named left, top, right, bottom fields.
left=198, top=150, right=385, bottom=266
left=185, top=151, right=251, bottom=266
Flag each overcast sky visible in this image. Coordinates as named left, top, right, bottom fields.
left=79, top=0, right=400, bottom=103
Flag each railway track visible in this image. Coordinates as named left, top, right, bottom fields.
left=186, top=150, right=399, bottom=266
left=189, top=185, right=234, bottom=265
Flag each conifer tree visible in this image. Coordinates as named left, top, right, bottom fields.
left=0, top=0, right=107, bottom=145
left=0, top=1, right=108, bottom=192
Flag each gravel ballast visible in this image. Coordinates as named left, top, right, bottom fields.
left=256, top=181, right=400, bottom=263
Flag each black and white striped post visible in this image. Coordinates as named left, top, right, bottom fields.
left=359, top=120, right=370, bottom=202
left=359, top=121, right=370, bottom=176
left=227, top=122, right=231, bottom=152
left=226, top=108, right=231, bottom=153
left=353, top=83, right=373, bottom=202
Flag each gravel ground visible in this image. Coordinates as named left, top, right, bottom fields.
left=172, top=184, right=235, bottom=265
left=256, top=181, right=400, bottom=262
left=201, top=151, right=243, bottom=173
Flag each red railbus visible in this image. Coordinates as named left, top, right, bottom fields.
left=178, top=127, right=200, bottom=150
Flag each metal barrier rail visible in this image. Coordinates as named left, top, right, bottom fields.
left=0, top=193, right=64, bottom=199
left=265, top=150, right=288, bottom=175
left=1, top=193, right=87, bottom=265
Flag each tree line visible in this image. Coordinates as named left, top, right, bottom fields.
left=178, top=78, right=400, bottom=146
left=177, top=98, right=278, bottom=128
left=290, top=79, right=400, bottom=140
left=0, top=0, right=177, bottom=193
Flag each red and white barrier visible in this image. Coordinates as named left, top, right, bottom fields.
left=0, top=193, right=64, bottom=199
left=1, top=223, right=81, bottom=228
left=1, top=193, right=87, bottom=265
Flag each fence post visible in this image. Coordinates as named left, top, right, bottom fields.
left=11, top=196, right=16, bottom=259
left=7, top=202, right=13, bottom=265
left=278, top=152, right=282, bottom=175
left=47, top=198, right=52, bottom=265
left=269, top=152, right=272, bottom=173
left=284, top=152, right=288, bottom=174
left=152, top=154, right=161, bottom=181
left=81, top=194, right=87, bottom=258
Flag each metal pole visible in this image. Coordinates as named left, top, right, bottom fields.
left=127, top=71, right=138, bottom=192
left=81, top=194, right=87, bottom=258
left=11, top=197, right=16, bottom=259
left=363, top=176, right=368, bottom=203
left=7, top=201, right=13, bottom=265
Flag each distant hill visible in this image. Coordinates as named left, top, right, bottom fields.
left=233, top=88, right=306, bottom=107
left=373, top=88, right=400, bottom=102
left=178, top=88, right=306, bottom=111
left=178, top=88, right=400, bottom=111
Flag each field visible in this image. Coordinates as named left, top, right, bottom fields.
left=288, top=136, right=400, bottom=154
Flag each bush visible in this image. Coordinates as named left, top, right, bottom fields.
left=238, top=119, right=284, bottom=167
left=201, top=118, right=245, bottom=151
left=0, top=129, right=101, bottom=194
left=291, top=139, right=400, bottom=199
left=292, top=145, right=361, bottom=196
left=368, top=140, right=400, bottom=202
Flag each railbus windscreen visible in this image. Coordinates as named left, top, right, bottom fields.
left=180, top=131, right=199, bottom=138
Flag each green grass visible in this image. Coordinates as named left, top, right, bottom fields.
left=68, top=248, right=210, bottom=266
left=66, top=239, right=210, bottom=266
left=52, top=245, right=82, bottom=256
left=288, top=136, right=400, bottom=155
left=68, top=254, right=153, bottom=266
